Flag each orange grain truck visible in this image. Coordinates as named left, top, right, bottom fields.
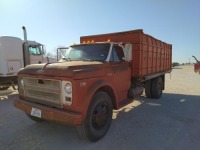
left=14, top=29, right=172, bottom=142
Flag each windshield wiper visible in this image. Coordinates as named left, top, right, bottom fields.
left=62, top=58, right=71, bottom=61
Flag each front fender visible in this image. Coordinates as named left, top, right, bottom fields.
left=82, top=79, right=116, bottom=117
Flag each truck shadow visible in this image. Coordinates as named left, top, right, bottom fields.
left=108, top=93, right=200, bottom=149
left=113, top=93, right=200, bottom=121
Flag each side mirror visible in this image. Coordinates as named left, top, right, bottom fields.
left=39, top=45, right=46, bottom=55
left=42, top=45, right=46, bottom=55
left=57, top=47, right=69, bottom=61
left=124, top=43, right=132, bottom=62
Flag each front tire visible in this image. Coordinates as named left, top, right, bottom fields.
left=77, top=91, right=113, bottom=142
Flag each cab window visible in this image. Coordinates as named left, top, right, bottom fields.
left=110, top=45, right=125, bottom=62
left=29, top=46, right=41, bottom=55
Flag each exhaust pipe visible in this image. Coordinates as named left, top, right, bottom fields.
left=22, top=26, right=27, bottom=41
left=22, top=26, right=30, bottom=66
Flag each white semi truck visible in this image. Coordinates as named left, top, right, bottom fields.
left=0, top=26, right=50, bottom=90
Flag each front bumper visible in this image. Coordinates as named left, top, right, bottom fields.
left=14, top=98, right=83, bottom=126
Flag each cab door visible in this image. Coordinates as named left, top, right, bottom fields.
left=107, top=44, right=131, bottom=102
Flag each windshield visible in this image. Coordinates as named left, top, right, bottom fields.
left=29, top=46, right=42, bottom=55
left=64, top=43, right=110, bottom=61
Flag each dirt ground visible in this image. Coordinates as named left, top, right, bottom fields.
left=0, top=65, right=200, bottom=150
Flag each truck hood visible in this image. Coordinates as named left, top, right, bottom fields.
left=18, top=61, right=105, bottom=79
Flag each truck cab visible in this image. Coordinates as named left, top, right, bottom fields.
left=0, top=36, right=45, bottom=90
left=23, top=40, right=46, bottom=65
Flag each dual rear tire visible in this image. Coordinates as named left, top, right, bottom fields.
left=145, top=76, right=163, bottom=99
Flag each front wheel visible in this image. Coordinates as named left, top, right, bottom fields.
left=77, top=91, right=113, bottom=142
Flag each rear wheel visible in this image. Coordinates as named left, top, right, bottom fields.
left=145, top=80, right=152, bottom=98
left=151, top=77, right=163, bottom=99
left=77, top=91, right=113, bottom=142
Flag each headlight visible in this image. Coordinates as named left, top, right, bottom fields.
left=62, top=81, right=72, bottom=105
left=18, top=78, right=24, bottom=87
left=64, top=83, right=72, bottom=94
left=18, top=78, right=25, bottom=95
left=20, top=79, right=24, bottom=87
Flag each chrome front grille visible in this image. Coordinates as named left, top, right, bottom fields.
left=23, top=78, right=62, bottom=108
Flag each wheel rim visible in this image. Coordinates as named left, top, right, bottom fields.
left=92, top=103, right=108, bottom=129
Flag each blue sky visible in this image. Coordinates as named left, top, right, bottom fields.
left=0, top=0, right=200, bottom=63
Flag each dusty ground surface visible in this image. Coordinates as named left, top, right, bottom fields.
left=0, top=65, right=200, bottom=150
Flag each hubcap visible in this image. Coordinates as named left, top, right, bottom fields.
left=92, top=103, right=108, bottom=129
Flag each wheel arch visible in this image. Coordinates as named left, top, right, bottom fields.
left=97, top=86, right=117, bottom=109
left=84, top=80, right=117, bottom=113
